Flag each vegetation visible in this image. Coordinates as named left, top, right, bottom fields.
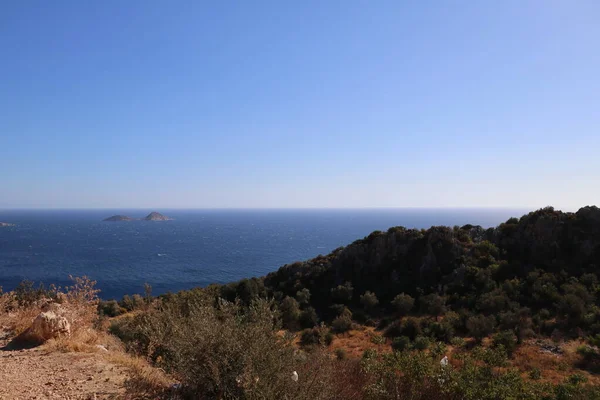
left=6, top=206, right=600, bottom=398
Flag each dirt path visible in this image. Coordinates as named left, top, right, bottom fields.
left=0, top=340, right=130, bottom=400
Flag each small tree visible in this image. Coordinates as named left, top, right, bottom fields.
left=331, top=315, right=352, bottom=333
left=419, top=293, right=446, bottom=319
left=280, top=296, right=300, bottom=330
left=391, top=293, right=414, bottom=316
left=299, top=306, right=319, bottom=329
left=492, top=330, right=518, bottom=356
left=331, top=282, right=353, bottom=304
left=360, top=291, right=379, bottom=314
left=296, top=288, right=311, bottom=305
left=467, top=314, right=496, bottom=342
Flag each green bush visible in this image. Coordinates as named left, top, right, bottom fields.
left=280, top=296, right=300, bottom=330
left=467, top=314, right=496, bottom=342
left=413, top=336, right=430, bottom=350
left=371, top=334, right=385, bottom=345
left=111, top=295, right=337, bottom=399
left=360, top=291, right=379, bottom=313
left=335, top=348, right=347, bottom=360
left=331, top=282, right=353, bottom=304
left=391, top=336, right=411, bottom=352
left=331, top=315, right=352, bottom=333
left=391, top=293, right=414, bottom=316
left=529, top=367, right=541, bottom=380
left=300, top=325, right=332, bottom=347
left=299, top=307, right=319, bottom=329
left=98, top=299, right=124, bottom=317
left=492, top=330, right=518, bottom=356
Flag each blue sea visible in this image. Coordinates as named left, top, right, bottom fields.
left=0, top=209, right=526, bottom=299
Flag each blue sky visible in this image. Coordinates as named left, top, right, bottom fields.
left=1, top=1, right=598, bottom=209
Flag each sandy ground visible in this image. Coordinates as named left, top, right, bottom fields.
left=0, top=337, right=130, bottom=400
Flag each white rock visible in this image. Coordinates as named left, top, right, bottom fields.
left=29, top=311, right=70, bottom=342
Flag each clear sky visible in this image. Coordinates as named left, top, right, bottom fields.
left=1, top=1, right=598, bottom=209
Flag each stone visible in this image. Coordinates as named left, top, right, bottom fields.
left=29, top=312, right=71, bottom=342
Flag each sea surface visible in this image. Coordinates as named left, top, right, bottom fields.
left=0, top=209, right=527, bottom=299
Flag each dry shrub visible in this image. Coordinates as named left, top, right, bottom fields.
left=46, top=328, right=123, bottom=353
left=0, top=276, right=101, bottom=349
left=108, top=352, right=173, bottom=398
left=111, top=294, right=341, bottom=399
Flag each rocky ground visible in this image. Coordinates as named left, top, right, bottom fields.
left=0, top=335, right=130, bottom=400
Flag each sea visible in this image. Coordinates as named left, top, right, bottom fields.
left=0, top=209, right=527, bottom=300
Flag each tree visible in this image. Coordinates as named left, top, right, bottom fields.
left=331, top=282, right=353, bottom=304
left=391, top=293, right=414, bottom=316
left=299, top=307, right=319, bottom=329
left=492, top=330, right=518, bottom=356
left=420, top=293, right=446, bottom=319
left=331, top=315, right=352, bottom=333
left=360, top=291, right=379, bottom=313
left=296, top=288, right=311, bottom=305
left=280, top=296, right=300, bottom=330
left=466, top=315, right=496, bottom=342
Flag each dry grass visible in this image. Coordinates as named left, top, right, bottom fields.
left=330, top=326, right=392, bottom=358
left=512, top=339, right=600, bottom=385
left=45, top=327, right=123, bottom=353
left=107, top=352, right=173, bottom=398
left=0, top=305, right=41, bottom=336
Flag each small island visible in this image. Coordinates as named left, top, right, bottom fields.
left=103, top=215, right=135, bottom=222
left=142, top=212, right=172, bottom=221
left=102, top=212, right=172, bottom=221
left=0, top=222, right=15, bottom=227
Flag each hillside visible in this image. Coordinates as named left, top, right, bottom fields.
left=5, top=206, right=600, bottom=399
left=104, top=206, right=600, bottom=399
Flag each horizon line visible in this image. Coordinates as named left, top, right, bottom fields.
left=0, top=205, right=578, bottom=211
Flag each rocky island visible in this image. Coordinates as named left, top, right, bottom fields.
left=0, top=222, right=15, bottom=227
left=142, top=212, right=172, bottom=221
left=103, top=215, right=135, bottom=222
left=102, top=212, right=172, bottom=221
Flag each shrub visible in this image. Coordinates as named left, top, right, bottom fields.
left=450, top=337, right=466, bottom=348
left=112, top=296, right=336, bottom=399
left=419, top=293, right=446, bottom=318
left=331, top=315, right=352, bottom=333
left=529, top=367, right=542, bottom=380
left=466, top=314, right=496, bottom=342
left=391, top=293, right=414, bottom=316
left=296, top=288, right=311, bottom=305
left=280, top=296, right=300, bottom=330
left=335, top=348, right=347, bottom=360
left=371, top=334, right=385, bottom=345
left=360, top=291, right=379, bottom=312
left=98, top=300, right=124, bottom=317
left=299, top=307, right=319, bottom=329
left=331, top=282, right=353, bottom=304
left=391, top=336, right=411, bottom=352
left=300, top=325, right=332, bottom=347
left=413, top=336, right=430, bottom=351
left=492, top=330, right=518, bottom=356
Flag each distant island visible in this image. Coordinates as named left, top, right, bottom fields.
left=103, top=212, right=172, bottom=222
left=0, top=222, right=15, bottom=227
left=103, top=215, right=135, bottom=222
left=142, top=212, right=172, bottom=221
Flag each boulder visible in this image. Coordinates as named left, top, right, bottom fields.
left=29, top=311, right=71, bottom=342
